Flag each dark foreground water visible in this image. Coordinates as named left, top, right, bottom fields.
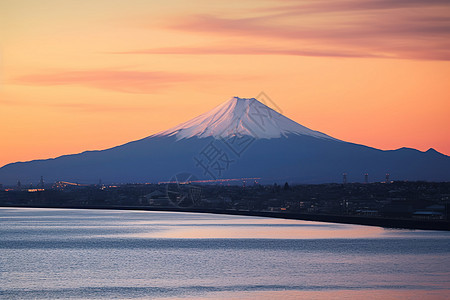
left=1, top=208, right=449, bottom=299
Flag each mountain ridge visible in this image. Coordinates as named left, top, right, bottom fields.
left=0, top=96, right=449, bottom=185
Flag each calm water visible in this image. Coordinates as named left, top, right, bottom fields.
left=1, top=208, right=449, bottom=299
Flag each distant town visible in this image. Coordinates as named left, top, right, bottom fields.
left=1, top=179, right=449, bottom=230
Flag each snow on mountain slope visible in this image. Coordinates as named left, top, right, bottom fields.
left=152, top=97, right=339, bottom=140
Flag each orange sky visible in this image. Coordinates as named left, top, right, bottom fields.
left=1, top=0, right=449, bottom=168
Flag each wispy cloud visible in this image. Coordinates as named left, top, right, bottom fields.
left=115, top=46, right=385, bottom=58
left=11, top=69, right=208, bottom=93
left=123, top=0, right=450, bottom=61
left=168, top=13, right=450, bottom=41
left=49, top=102, right=147, bottom=113
left=257, top=0, right=450, bottom=14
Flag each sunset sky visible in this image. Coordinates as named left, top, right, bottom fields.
left=1, top=0, right=449, bottom=168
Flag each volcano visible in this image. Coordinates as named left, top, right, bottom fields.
left=153, top=97, right=336, bottom=140
left=0, top=97, right=449, bottom=185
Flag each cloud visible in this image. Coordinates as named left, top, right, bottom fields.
left=257, top=0, right=450, bottom=15
left=145, top=1, right=450, bottom=61
left=11, top=70, right=207, bottom=93
left=49, top=102, right=146, bottom=113
left=168, top=13, right=450, bottom=41
left=115, top=46, right=386, bottom=59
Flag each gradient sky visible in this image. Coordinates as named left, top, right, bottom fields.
left=1, top=0, right=449, bottom=168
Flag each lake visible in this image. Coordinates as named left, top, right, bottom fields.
left=1, top=208, right=449, bottom=299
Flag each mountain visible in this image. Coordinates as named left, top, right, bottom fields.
left=0, top=97, right=449, bottom=185
left=153, top=96, right=336, bottom=140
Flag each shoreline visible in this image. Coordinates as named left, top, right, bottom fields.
left=1, top=204, right=449, bottom=231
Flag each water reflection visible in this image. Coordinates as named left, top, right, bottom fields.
left=1, top=208, right=450, bottom=300
left=194, top=289, right=450, bottom=300
left=138, top=221, right=384, bottom=239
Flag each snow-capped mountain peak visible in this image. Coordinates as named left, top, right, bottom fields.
left=153, top=97, right=338, bottom=140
